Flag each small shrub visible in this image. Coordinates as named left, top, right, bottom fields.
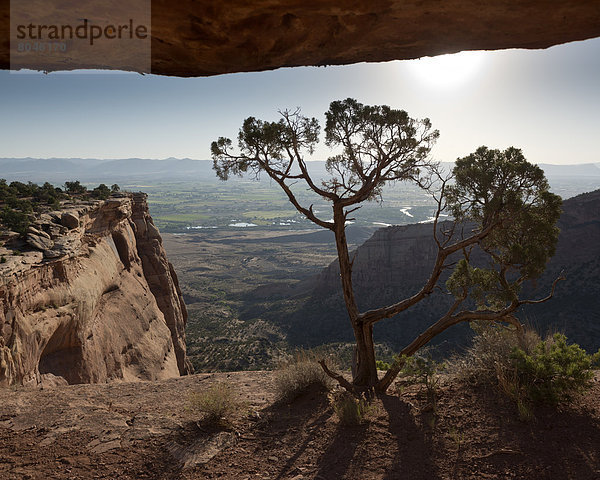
left=0, top=206, right=30, bottom=235
left=188, top=382, right=240, bottom=427
left=333, top=393, right=370, bottom=425
left=511, top=333, right=596, bottom=405
left=447, top=322, right=538, bottom=386
left=0, top=256, right=6, bottom=264
left=400, top=351, right=445, bottom=400
left=91, top=184, right=111, bottom=200
left=64, top=180, right=87, bottom=194
left=449, top=324, right=598, bottom=419
left=274, top=350, right=333, bottom=402
left=592, top=350, right=600, bottom=369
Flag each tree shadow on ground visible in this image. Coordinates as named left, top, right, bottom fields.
left=308, top=391, right=441, bottom=480
left=257, top=385, right=334, bottom=480
left=379, top=394, right=442, bottom=480
left=313, top=421, right=369, bottom=479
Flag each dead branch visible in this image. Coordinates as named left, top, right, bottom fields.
left=318, top=360, right=361, bottom=397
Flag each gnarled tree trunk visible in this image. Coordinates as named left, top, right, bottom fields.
left=333, top=204, right=379, bottom=389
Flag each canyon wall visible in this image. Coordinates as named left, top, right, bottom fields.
left=0, top=193, right=192, bottom=387
left=290, top=190, right=600, bottom=353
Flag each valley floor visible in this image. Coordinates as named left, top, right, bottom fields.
left=0, top=372, right=599, bottom=479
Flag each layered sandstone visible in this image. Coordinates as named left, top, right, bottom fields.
left=0, top=193, right=191, bottom=387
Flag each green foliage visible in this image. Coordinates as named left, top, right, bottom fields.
left=0, top=206, right=30, bottom=234
left=376, top=359, right=391, bottom=371
left=0, top=256, right=6, bottom=264
left=592, top=350, right=600, bottom=369
left=450, top=325, right=598, bottom=420
left=212, top=114, right=320, bottom=181
left=91, top=183, right=111, bottom=200
left=274, top=350, right=333, bottom=402
left=64, top=180, right=87, bottom=194
left=401, top=352, right=445, bottom=398
left=32, top=182, right=64, bottom=207
left=212, top=98, right=438, bottom=202
left=511, top=333, right=596, bottom=405
left=445, top=147, right=562, bottom=310
left=333, top=392, right=371, bottom=425
left=111, top=184, right=120, bottom=192
left=322, top=98, right=439, bottom=199
left=187, top=382, right=241, bottom=428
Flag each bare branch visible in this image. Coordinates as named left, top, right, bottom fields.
left=518, top=272, right=565, bottom=305
left=318, top=360, right=361, bottom=396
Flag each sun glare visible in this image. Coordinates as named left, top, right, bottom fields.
left=407, top=50, right=486, bottom=89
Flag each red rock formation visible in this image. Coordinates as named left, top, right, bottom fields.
left=1, top=1, right=599, bottom=76
left=131, top=192, right=193, bottom=375
left=0, top=194, right=191, bottom=387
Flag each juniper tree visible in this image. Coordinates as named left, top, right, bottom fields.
left=211, top=98, right=562, bottom=394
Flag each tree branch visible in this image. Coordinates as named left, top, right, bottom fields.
left=359, top=221, right=498, bottom=326
left=318, top=359, right=361, bottom=396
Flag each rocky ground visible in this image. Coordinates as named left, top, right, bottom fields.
left=0, top=371, right=599, bottom=480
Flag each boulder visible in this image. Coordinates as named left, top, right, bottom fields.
left=61, top=212, right=80, bottom=229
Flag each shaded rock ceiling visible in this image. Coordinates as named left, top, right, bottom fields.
left=1, top=0, right=600, bottom=76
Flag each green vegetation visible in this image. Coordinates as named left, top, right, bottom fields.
left=511, top=333, right=598, bottom=405
left=0, top=179, right=120, bottom=235
left=64, top=180, right=87, bottom=194
left=400, top=352, right=445, bottom=401
left=1, top=206, right=31, bottom=234
left=376, top=360, right=391, bottom=371
left=187, top=382, right=242, bottom=428
left=449, top=324, right=599, bottom=420
left=91, top=183, right=111, bottom=200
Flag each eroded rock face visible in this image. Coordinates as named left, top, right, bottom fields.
left=1, top=1, right=599, bottom=76
left=0, top=194, right=191, bottom=387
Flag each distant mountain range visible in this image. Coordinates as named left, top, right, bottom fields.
left=1, top=158, right=599, bottom=198
left=0, top=157, right=215, bottom=183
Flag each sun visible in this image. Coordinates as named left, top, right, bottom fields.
left=407, top=50, right=486, bottom=89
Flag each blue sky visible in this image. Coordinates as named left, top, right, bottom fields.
left=0, top=37, right=599, bottom=165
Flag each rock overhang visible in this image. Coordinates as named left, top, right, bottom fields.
left=1, top=0, right=600, bottom=77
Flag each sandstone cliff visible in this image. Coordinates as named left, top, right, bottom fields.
left=0, top=193, right=192, bottom=387
left=287, top=190, right=600, bottom=353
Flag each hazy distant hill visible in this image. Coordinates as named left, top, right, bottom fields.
left=282, top=189, right=600, bottom=354
left=0, top=157, right=215, bottom=183
left=1, top=158, right=599, bottom=198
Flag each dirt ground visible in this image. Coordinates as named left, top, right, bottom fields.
left=1, top=371, right=599, bottom=480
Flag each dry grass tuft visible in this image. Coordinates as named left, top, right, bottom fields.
left=274, top=350, right=334, bottom=402
left=188, top=382, right=241, bottom=428
left=332, top=392, right=371, bottom=425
